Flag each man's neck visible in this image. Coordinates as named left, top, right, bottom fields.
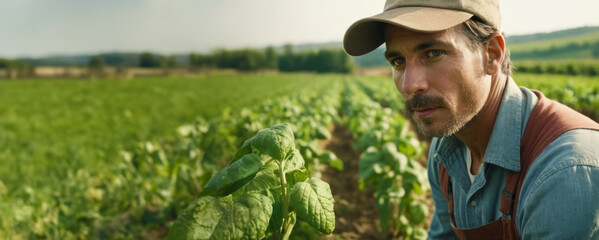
left=455, top=74, right=508, bottom=175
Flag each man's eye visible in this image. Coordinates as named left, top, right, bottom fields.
left=390, top=57, right=406, bottom=66
left=427, top=50, right=444, bottom=58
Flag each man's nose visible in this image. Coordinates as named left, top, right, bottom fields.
left=398, top=62, right=428, bottom=96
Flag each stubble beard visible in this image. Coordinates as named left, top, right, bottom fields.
left=412, top=110, right=473, bottom=137
left=407, top=95, right=479, bottom=138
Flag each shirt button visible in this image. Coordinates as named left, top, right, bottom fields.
left=471, top=200, right=477, bottom=206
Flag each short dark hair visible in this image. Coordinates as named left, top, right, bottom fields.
left=459, top=18, right=513, bottom=76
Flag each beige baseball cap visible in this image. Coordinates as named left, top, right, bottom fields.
left=343, top=0, right=501, bottom=56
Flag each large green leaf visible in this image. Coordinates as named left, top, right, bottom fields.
left=237, top=161, right=280, bottom=194
left=267, top=197, right=283, bottom=235
left=289, top=178, right=335, bottom=234
left=285, top=167, right=309, bottom=187
left=199, top=153, right=263, bottom=197
left=167, top=195, right=226, bottom=240
left=167, top=191, right=273, bottom=240
left=232, top=142, right=252, bottom=162
left=284, top=149, right=305, bottom=173
left=246, top=124, right=295, bottom=161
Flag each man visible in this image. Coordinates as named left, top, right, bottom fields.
left=343, top=0, right=599, bottom=239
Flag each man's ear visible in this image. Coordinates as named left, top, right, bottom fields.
left=485, top=32, right=506, bottom=75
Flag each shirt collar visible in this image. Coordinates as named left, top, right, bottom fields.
left=434, top=78, right=525, bottom=172
left=483, top=78, right=523, bottom=171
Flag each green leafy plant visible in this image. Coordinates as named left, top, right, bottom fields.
left=340, top=78, right=429, bottom=239
left=358, top=142, right=428, bottom=239
left=167, top=124, right=335, bottom=240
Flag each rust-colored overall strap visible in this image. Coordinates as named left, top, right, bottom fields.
left=439, top=164, right=455, bottom=226
left=502, top=90, right=599, bottom=238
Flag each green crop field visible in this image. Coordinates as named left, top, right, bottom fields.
left=515, top=73, right=599, bottom=120
left=0, top=74, right=330, bottom=189
left=1, top=72, right=598, bottom=239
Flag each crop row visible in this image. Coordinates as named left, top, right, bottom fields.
left=341, top=76, right=429, bottom=239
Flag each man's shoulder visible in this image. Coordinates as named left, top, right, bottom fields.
left=517, top=129, right=599, bottom=239
left=535, top=128, right=599, bottom=167
left=525, top=128, right=599, bottom=188
left=521, top=85, right=599, bottom=172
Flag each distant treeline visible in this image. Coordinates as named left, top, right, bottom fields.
left=353, top=47, right=387, bottom=67
left=85, top=52, right=180, bottom=69
left=15, top=45, right=355, bottom=75
left=515, top=61, right=599, bottom=76
left=190, top=44, right=354, bottom=73
left=0, top=59, right=35, bottom=78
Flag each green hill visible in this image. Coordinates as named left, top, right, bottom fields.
left=508, top=26, right=599, bottom=60
left=507, top=26, right=599, bottom=44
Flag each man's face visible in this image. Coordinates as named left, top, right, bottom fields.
left=384, top=25, right=491, bottom=137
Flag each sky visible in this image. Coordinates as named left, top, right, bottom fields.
left=1, top=0, right=598, bottom=58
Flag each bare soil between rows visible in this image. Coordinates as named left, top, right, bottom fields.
left=319, top=123, right=434, bottom=240
left=319, top=124, right=389, bottom=240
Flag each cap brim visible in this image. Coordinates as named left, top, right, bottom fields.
left=343, top=7, right=473, bottom=56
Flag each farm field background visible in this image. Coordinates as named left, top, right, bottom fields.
left=0, top=74, right=326, bottom=188
left=1, top=71, right=598, bottom=239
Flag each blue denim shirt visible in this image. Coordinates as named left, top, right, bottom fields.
left=427, top=79, right=599, bottom=239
